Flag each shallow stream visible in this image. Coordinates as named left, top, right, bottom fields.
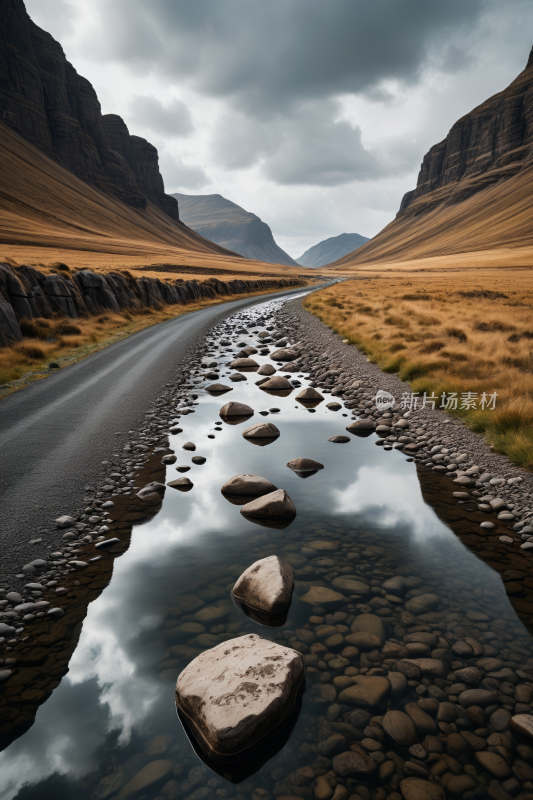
left=1, top=299, right=533, bottom=800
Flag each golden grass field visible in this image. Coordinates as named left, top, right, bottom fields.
left=305, top=267, right=533, bottom=468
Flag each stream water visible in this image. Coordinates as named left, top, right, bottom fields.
left=1, top=298, right=532, bottom=800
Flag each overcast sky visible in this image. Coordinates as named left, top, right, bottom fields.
left=25, top=0, right=533, bottom=257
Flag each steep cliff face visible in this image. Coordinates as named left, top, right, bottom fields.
left=0, top=0, right=177, bottom=219
left=399, top=47, right=533, bottom=218
left=103, top=115, right=178, bottom=220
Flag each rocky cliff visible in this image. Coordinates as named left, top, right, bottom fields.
left=0, top=0, right=178, bottom=219
left=174, top=193, right=299, bottom=267
left=399, top=47, right=533, bottom=218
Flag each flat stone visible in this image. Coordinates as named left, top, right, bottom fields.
left=337, top=676, right=391, bottom=712
left=345, top=631, right=382, bottom=651
left=404, top=702, right=438, bottom=736
left=6, top=592, right=22, bottom=604
left=136, top=481, right=166, bottom=503
left=286, top=457, right=324, bottom=473
left=220, top=401, right=254, bottom=418
left=118, top=761, right=174, bottom=799
left=458, top=689, right=497, bottom=707
left=191, top=456, right=206, bottom=465
left=296, top=387, right=324, bottom=401
left=399, top=778, right=445, bottom=800
left=241, top=489, right=296, bottom=519
left=332, top=576, right=371, bottom=596
left=221, top=474, right=277, bottom=496
left=0, top=623, right=15, bottom=637
left=382, top=576, right=407, bottom=596
left=242, top=422, right=280, bottom=440
left=167, top=478, right=193, bottom=491
left=404, top=593, right=440, bottom=615
left=194, top=602, right=231, bottom=623
left=232, top=555, right=294, bottom=615
left=382, top=710, right=418, bottom=747
left=346, top=420, right=376, bottom=433
left=260, top=376, right=293, bottom=390
left=306, top=540, right=338, bottom=551
left=229, top=373, right=246, bottom=381
left=328, top=436, right=350, bottom=443
left=175, top=633, right=304, bottom=759
left=326, top=402, right=342, bottom=410
left=299, top=586, right=345, bottom=607
left=55, top=515, right=76, bottom=528
left=230, top=358, right=259, bottom=369
left=205, top=383, right=232, bottom=394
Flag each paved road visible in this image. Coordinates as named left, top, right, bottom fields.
left=0, top=283, right=327, bottom=583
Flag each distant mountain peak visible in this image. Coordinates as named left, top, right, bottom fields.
left=297, top=232, right=369, bottom=268
left=172, top=193, right=298, bottom=267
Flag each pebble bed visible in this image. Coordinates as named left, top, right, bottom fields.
left=0, top=294, right=533, bottom=800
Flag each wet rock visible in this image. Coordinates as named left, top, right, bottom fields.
left=382, top=576, right=407, bottom=597
left=232, top=556, right=294, bottom=615
left=286, top=457, right=324, bottom=474
left=337, top=676, right=391, bottom=711
left=220, top=401, right=254, bottom=418
left=191, top=456, right=206, bottom=465
left=296, top=387, right=324, bottom=401
left=326, top=402, right=341, bottom=410
left=458, top=689, right=497, bottom=707
left=221, top=474, right=277, bottom=496
left=205, top=383, right=232, bottom=394
left=510, top=713, right=533, bottom=743
left=136, top=481, right=166, bottom=503
left=240, top=490, right=296, bottom=520
left=382, top=710, right=418, bottom=747
left=474, top=751, right=511, bottom=779
left=399, top=777, right=445, bottom=800
left=404, top=593, right=440, bottom=615
left=257, top=364, right=276, bottom=375
left=167, top=478, right=193, bottom=492
left=332, top=746, right=377, bottom=779
left=345, top=631, right=381, bottom=650
left=327, top=436, right=350, bottom=443
left=404, top=702, right=438, bottom=736
left=175, top=633, right=304, bottom=759
left=0, top=624, right=15, bottom=637
left=346, top=420, right=376, bottom=435
left=6, top=592, right=22, bottom=604
left=350, top=614, right=385, bottom=644
left=162, top=454, right=177, bottom=464
left=259, top=376, right=294, bottom=391
left=332, top=576, right=370, bottom=597
left=182, top=442, right=196, bottom=451
left=118, top=761, right=174, bottom=799
left=299, top=586, right=344, bottom=607
left=229, top=373, right=246, bottom=382
left=176, top=465, right=191, bottom=473
left=270, top=348, right=299, bottom=362
left=230, top=358, right=259, bottom=369
left=194, top=601, right=232, bottom=623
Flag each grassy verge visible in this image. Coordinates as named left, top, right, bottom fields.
left=303, top=270, right=533, bottom=469
left=1, top=285, right=304, bottom=396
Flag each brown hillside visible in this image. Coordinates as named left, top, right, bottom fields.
left=0, top=121, right=308, bottom=277
left=330, top=47, right=533, bottom=272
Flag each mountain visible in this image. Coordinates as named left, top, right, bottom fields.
left=296, top=233, right=369, bottom=267
left=330, top=47, right=533, bottom=270
left=172, top=193, right=299, bottom=267
left=0, top=0, right=177, bottom=219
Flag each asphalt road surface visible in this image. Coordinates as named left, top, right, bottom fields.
left=0, top=283, right=328, bottom=583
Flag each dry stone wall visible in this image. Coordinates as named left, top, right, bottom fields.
left=0, top=262, right=302, bottom=347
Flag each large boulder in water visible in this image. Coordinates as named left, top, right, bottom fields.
left=296, top=387, right=324, bottom=402
left=230, top=358, right=259, bottom=370
left=259, top=376, right=293, bottom=391
left=220, top=401, right=254, bottom=417
left=175, top=633, right=304, bottom=760
left=240, top=490, right=296, bottom=521
left=286, top=457, right=324, bottom=474
left=346, top=419, right=376, bottom=436
left=221, top=474, right=277, bottom=497
left=257, top=364, right=276, bottom=376
left=232, top=555, right=294, bottom=616
left=242, top=422, right=280, bottom=440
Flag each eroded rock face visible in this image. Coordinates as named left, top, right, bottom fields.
left=175, top=634, right=304, bottom=759
left=240, top=490, right=296, bottom=520
left=221, top=474, right=277, bottom=496
left=232, top=556, right=294, bottom=615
